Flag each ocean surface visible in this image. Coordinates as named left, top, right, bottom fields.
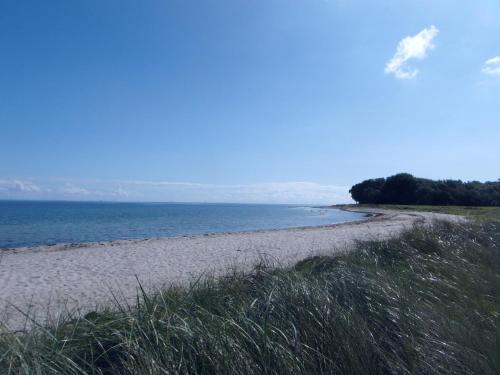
left=0, top=201, right=366, bottom=249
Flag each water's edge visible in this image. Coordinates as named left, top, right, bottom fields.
left=0, top=202, right=369, bottom=249
left=1, top=209, right=375, bottom=253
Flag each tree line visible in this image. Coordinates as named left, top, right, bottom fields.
left=349, top=173, right=500, bottom=206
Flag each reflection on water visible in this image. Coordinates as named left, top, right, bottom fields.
left=0, top=201, right=366, bottom=248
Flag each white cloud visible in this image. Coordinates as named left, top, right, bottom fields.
left=385, top=25, right=439, bottom=79
left=61, top=184, right=90, bottom=196
left=482, top=56, right=500, bottom=75
left=114, top=184, right=132, bottom=198
left=113, top=180, right=351, bottom=204
left=0, top=177, right=352, bottom=204
left=0, top=179, right=42, bottom=193
left=13, top=180, right=41, bottom=192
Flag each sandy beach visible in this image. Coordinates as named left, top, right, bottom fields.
left=0, top=208, right=463, bottom=331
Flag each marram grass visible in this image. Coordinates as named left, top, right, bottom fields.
left=1, top=221, right=499, bottom=374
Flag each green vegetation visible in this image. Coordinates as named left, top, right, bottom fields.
left=1, top=220, right=499, bottom=374
left=341, top=204, right=500, bottom=222
left=350, top=173, right=500, bottom=206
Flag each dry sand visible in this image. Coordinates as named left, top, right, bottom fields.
left=0, top=208, right=464, bottom=331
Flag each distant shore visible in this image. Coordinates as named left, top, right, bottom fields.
left=0, top=208, right=463, bottom=331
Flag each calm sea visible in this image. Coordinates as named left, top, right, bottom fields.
left=0, top=201, right=366, bottom=249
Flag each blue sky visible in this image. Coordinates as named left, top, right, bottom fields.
left=1, top=0, right=499, bottom=203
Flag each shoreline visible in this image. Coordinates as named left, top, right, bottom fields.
left=0, top=208, right=376, bottom=255
left=0, top=208, right=463, bottom=331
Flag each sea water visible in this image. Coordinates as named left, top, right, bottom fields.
left=0, top=201, right=365, bottom=249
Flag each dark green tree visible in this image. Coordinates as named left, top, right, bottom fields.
left=349, top=173, right=500, bottom=206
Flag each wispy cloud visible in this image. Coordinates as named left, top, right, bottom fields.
left=0, top=179, right=42, bottom=193
left=0, top=178, right=352, bottom=204
left=61, top=183, right=90, bottom=196
left=482, top=56, right=500, bottom=76
left=385, top=25, right=439, bottom=79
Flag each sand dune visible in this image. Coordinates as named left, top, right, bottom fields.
left=0, top=208, right=463, bottom=331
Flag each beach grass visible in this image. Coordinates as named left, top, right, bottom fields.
left=1, top=220, right=499, bottom=374
left=339, top=204, right=500, bottom=222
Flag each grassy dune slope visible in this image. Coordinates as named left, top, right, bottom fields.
left=1, top=218, right=499, bottom=374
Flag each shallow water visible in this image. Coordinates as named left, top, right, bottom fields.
left=0, top=201, right=366, bottom=248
